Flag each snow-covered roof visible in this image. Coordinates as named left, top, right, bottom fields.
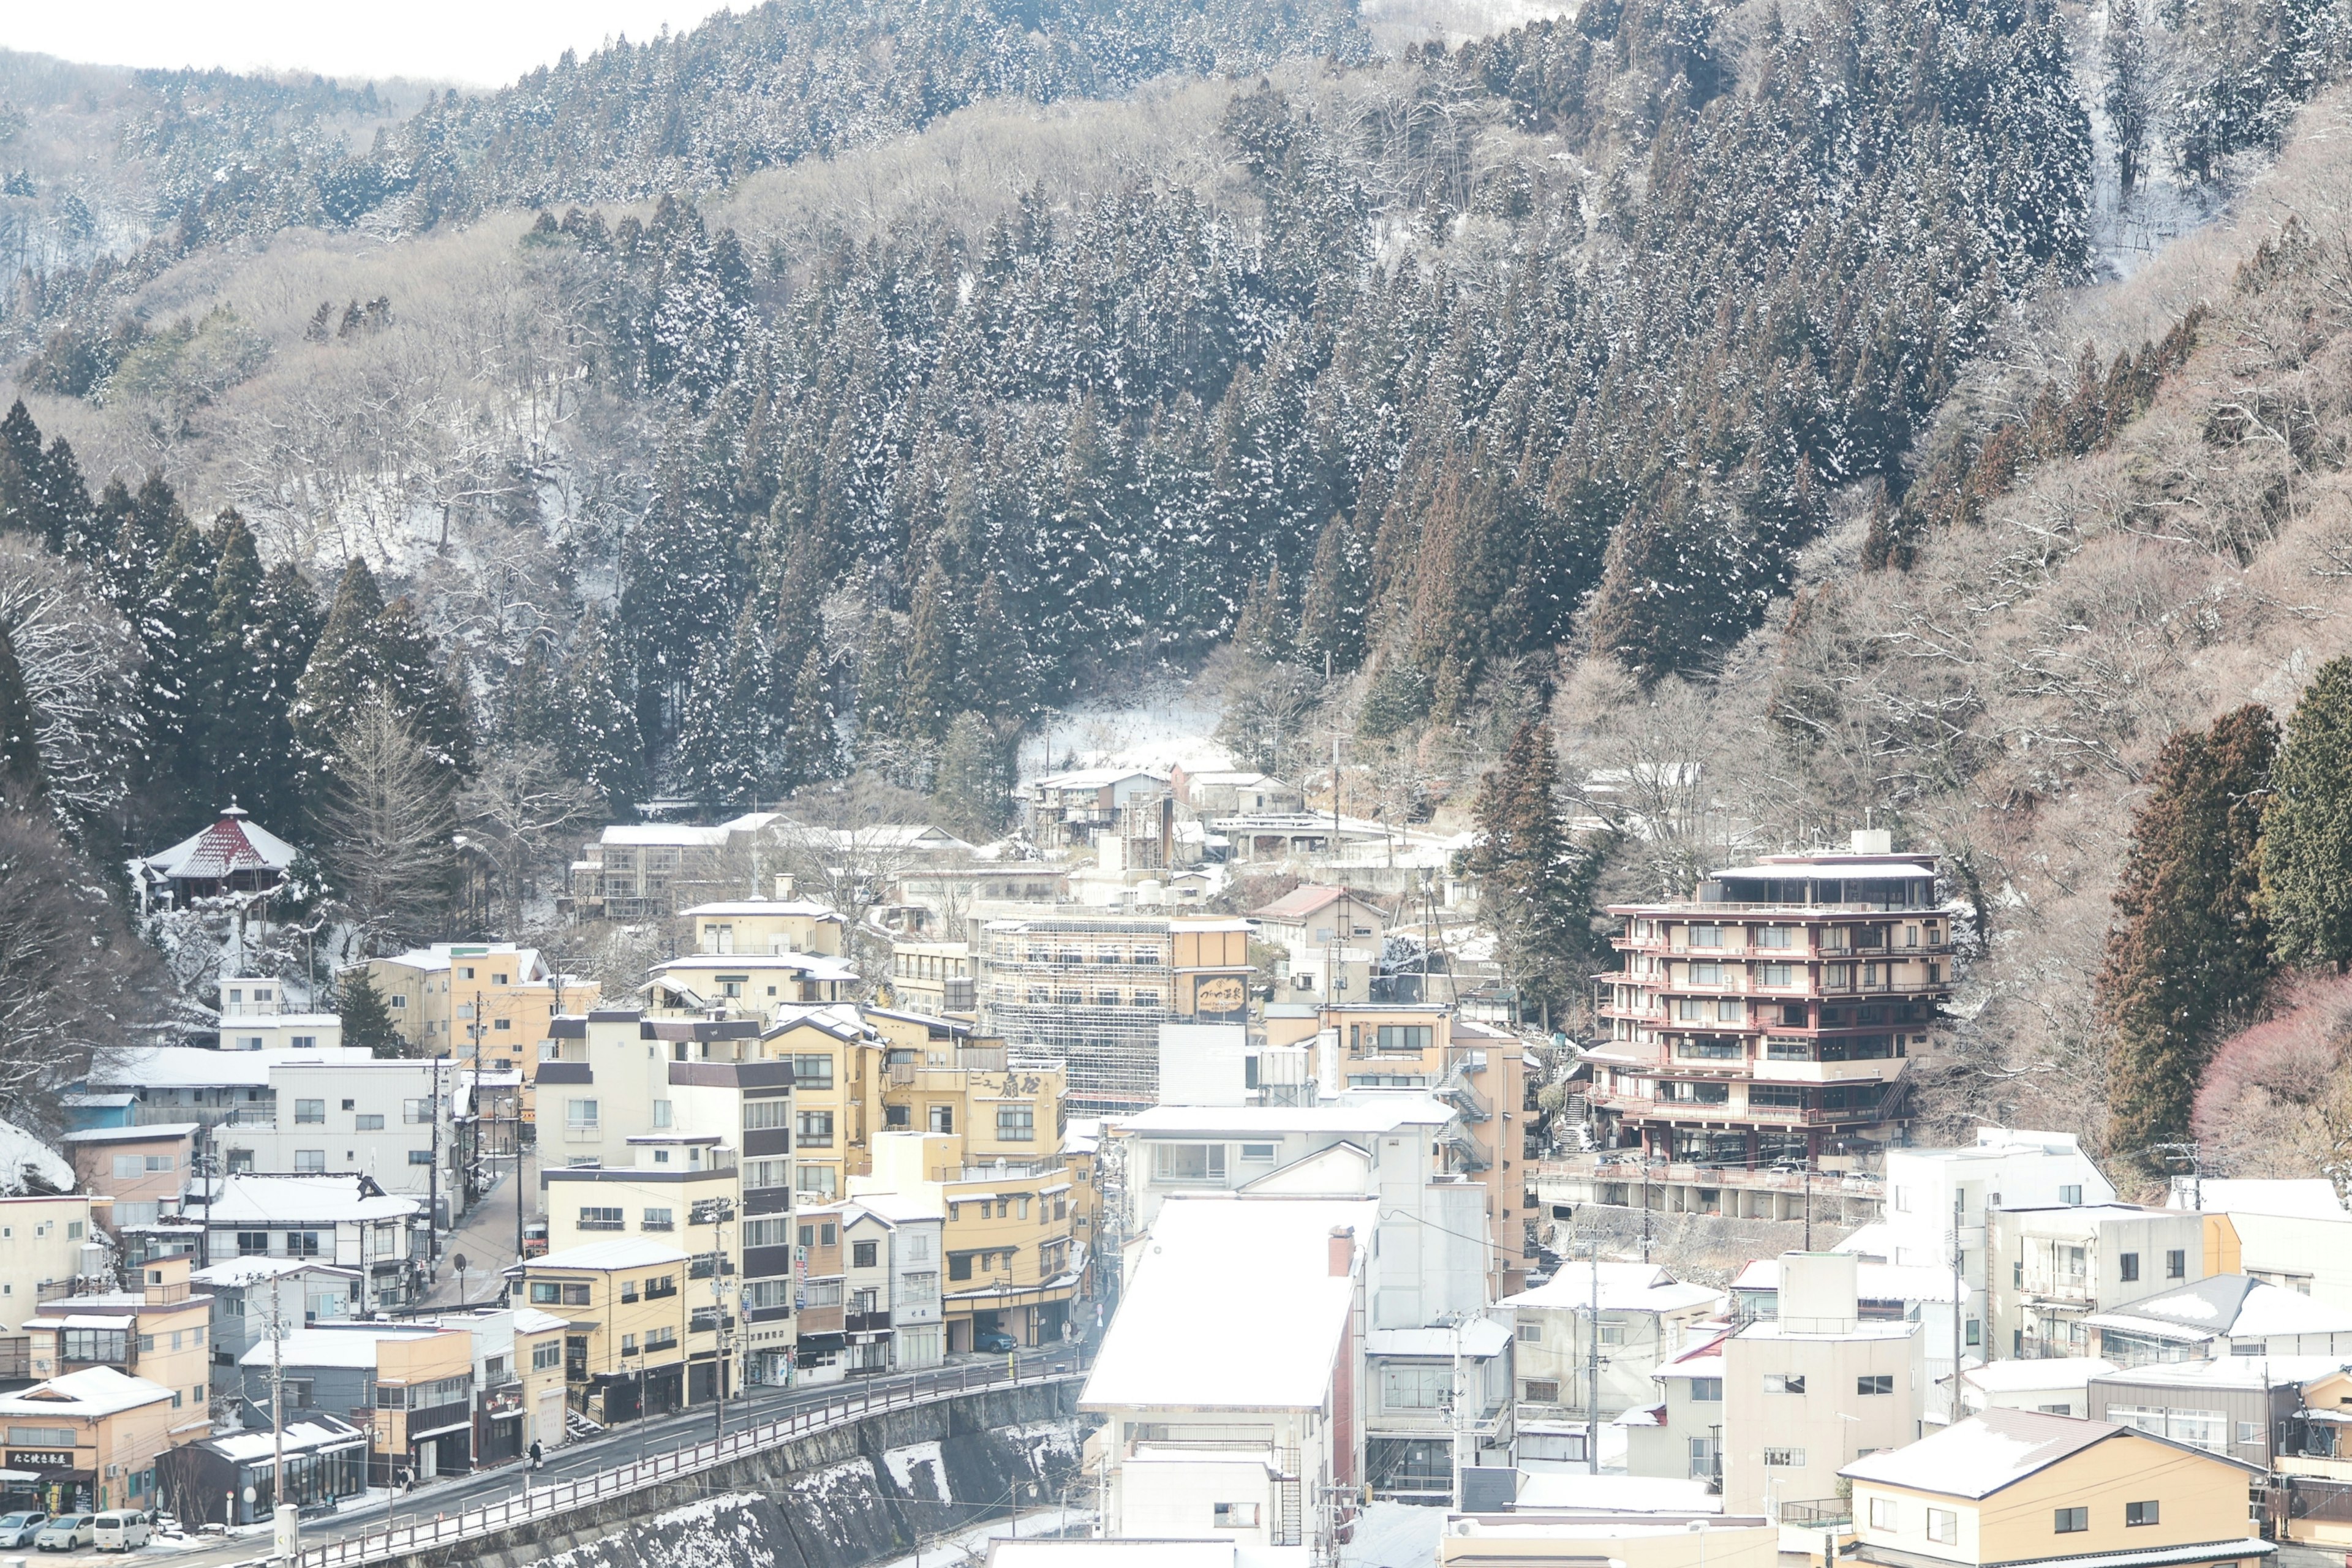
left=511, top=1308, right=569, bottom=1335
left=143, top=809, right=300, bottom=880
left=373, top=942, right=554, bottom=978
left=90, top=1046, right=375, bottom=1089
left=1115, top=1101, right=1454, bottom=1139
left=1251, top=886, right=1360, bottom=921
left=1963, top=1357, right=2115, bottom=1393
left=1365, top=1321, right=1513, bottom=1359
left=1843, top=1408, right=2254, bottom=1498
left=679, top=900, right=844, bottom=920
left=2169, top=1178, right=2349, bottom=1220
left=59, top=1123, right=198, bottom=1144
left=202, top=1416, right=366, bottom=1463
left=1710, top=856, right=1935, bottom=882
left=761, top=1003, right=878, bottom=1042
left=2093, top=1356, right=2351, bottom=1392
left=532, top=1237, right=690, bottom=1272
left=1034, top=769, right=1166, bottom=791
left=2082, top=1275, right=2352, bottom=1340
left=1733, top=1256, right=1958, bottom=1304
left=240, top=1325, right=441, bottom=1369
left=848, top=1193, right=943, bottom=1226
left=1504, top=1263, right=1722, bottom=1316
left=597, top=824, right=734, bottom=847
left=1512, top=1472, right=1725, bottom=1513
left=1082, top=1195, right=1376, bottom=1412
left=0, top=1120, right=74, bottom=1196
left=1062, top=1119, right=1101, bottom=1156
left=203, top=1176, right=420, bottom=1226
left=650, top=952, right=861, bottom=982
left=0, top=1366, right=175, bottom=1419
left=191, top=1257, right=360, bottom=1287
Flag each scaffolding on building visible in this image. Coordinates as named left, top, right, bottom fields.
left=979, top=916, right=1178, bottom=1114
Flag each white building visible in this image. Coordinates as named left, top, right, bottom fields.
left=83, top=1046, right=379, bottom=1131
left=1958, top=1357, right=2116, bottom=1419
left=1504, top=1264, right=1723, bottom=1470
left=216, top=976, right=341, bottom=1051
left=189, top=1175, right=424, bottom=1310
left=191, top=1257, right=359, bottom=1366
left=1082, top=1196, right=1376, bottom=1554
left=1848, top=1128, right=2116, bottom=1375
left=1720, top=1252, right=1924, bottom=1522
left=2082, top=1275, right=2352, bottom=1364
left=2167, top=1177, right=2352, bottom=1305
left=211, top=1058, right=461, bottom=1204
left=1985, top=1204, right=2211, bottom=1361
left=1115, top=1101, right=1486, bottom=1331
left=840, top=1195, right=946, bottom=1374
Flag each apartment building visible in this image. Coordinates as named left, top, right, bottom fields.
left=359, top=943, right=598, bottom=1062
left=1626, top=1330, right=1732, bottom=1484
left=1588, top=831, right=1953, bottom=1167
left=24, top=1254, right=214, bottom=1446
left=1721, top=1251, right=1924, bottom=1521
left=1986, top=1204, right=2215, bottom=1360
left=1842, top=1409, right=2267, bottom=1568
left=850, top=1131, right=1080, bottom=1351
left=1082, top=1197, right=1376, bottom=1548
left=564, top=813, right=783, bottom=922
left=978, top=914, right=1253, bottom=1112
left=1254, top=887, right=1388, bottom=1005
left=81, top=1045, right=379, bottom=1132
left=758, top=1004, right=885, bottom=1204
left=1325, top=1004, right=1533, bottom=1291
left=211, top=1058, right=462, bottom=1203
left=0, top=1194, right=105, bottom=1376
left=646, top=949, right=861, bottom=1012
left=888, top=939, right=978, bottom=1016
left=0, top=1365, right=178, bottom=1516
left=2083, top=1274, right=2352, bottom=1364
left=240, top=1322, right=476, bottom=1483
left=420, top=1305, right=570, bottom=1464
left=1023, top=769, right=1169, bottom=853
left=2087, top=1357, right=2315, bottom=1471
left=1362, top=1317, right=1515, bottom=1499
left=513, top=1238, right=722, bottom=1423
left=537, top=1010, right=752, bottom=1168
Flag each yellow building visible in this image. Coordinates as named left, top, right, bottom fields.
left=1843, top=1409, right=2266, bottom=1568
left=514, top=1238, right=723, bottom=1422
left=680, top=899, right=846, bottom=957
left=0, top=1193, right=102, bottom=1372
left=758, top=1006, right=886, bottom=1204
left=25, top=1253, right=214, bottom=1446
left=0, top=1365, right=177, bottom=1515
left=886, top=939, right=977, bottom=1017
left=360, top=942, right=599, bottom=1123
left=851, top=1130, right=1080, bottom=1351
left=512, top=1308, right=570, bottom=1453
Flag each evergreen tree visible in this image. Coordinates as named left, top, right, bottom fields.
left=228, top=565, right=323, bottom=824
left=2260, top=658, right=2352, bottom=970
left=140, top=519, right=222, bottom=823
left=1297, top=516, right=1365, bottom=674
left=2107, top=0, right=2154, bottom=192
left=963, top=575, right=1033, bottom=727
left=338, top=968, right=409, bottom=1057
left=2100, top=705, right=2278, bottom=1161
left=314, top=700, right=459, bottom=956
left=783, top=643, right=835, bottom=788
left=931, top=711, right=1012, bottom=842
left=200, top=511, right=264, bottom=797
left=1468, top=719, right=1608, bottom=1023
left=0, top=620, right=44, bottom=806
left=552, top=612, right=641, bottom=816
left=292, top=560, right=471, bottom=805
left=903, top=554, right=960, bottom=741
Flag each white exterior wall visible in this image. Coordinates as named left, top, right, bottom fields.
left=216, top=1061, right=456, bottom=1200
left=543, top=1022, right=679, bottom=1168
left=217, top=1014, right=343, bottom=1051
left=890, top=1218, right=944, bottom=1369
left=1156, top=1023, right=1254, bottom=1107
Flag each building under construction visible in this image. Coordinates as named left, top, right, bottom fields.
left=979, top=914, right=1253, bottom=1113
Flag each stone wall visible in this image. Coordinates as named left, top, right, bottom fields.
left=405, top=1382, right=1091, bottom=1568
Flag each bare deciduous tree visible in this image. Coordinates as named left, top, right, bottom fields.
left=317, top=700, right=459, bottom=955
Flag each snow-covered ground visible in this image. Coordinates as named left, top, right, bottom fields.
left=1342, top=1500, right=1450, bottom=1567
left=1019, top=682, right=1232, bottom=786
left=873, top=1505, right=1095, bottom=1567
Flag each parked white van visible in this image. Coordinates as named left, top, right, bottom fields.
left=92, top=1510, right=152, bottom=1551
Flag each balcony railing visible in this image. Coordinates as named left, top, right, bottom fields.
left=946, top=1159, right=1059, bottom=1182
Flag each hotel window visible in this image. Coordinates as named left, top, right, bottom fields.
left=793, top=1055, right=834, bottom=1089
left=997, top=1106, right=1035, bottom=1142
left=744, top=1098, right=791, bottom=1131
left=1759, top=965, right=1793, bottom=987
left=796, top=1110, right=835, bottom=1147
left=1755, top=926, right=1792, bottom=949
left=1689, top=963, right=1723, bottom=986
left=744, top=1158, right=793, bottom=1190
left=1689, top=925, right=1722, bottom=948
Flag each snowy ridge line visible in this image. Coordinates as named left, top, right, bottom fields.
left=236, top=1361, right=1087, bottom=1568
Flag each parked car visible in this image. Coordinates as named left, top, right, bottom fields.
left=0, top=1512, right=48, bottom=1548
left=973, top=1329, right=1018, bottom=1353
left=35, top=1515, right=96, bottom=1551
left=93, top=1510, right=153, bottom=1551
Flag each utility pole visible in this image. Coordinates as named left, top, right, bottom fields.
left=1586, top=1244, right=1600, bottom=1475
left=268, top=1280, right=295, bottom=1566
left=1950, top=1188, right=1966, bottom=1423
left=427, top=1056, right=443, bottom=1280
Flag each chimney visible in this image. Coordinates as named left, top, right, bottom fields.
left=1328, top=1224, right=1355, bottom=1278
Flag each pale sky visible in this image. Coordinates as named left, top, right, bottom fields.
left=2, top=2, right=744, bottom=91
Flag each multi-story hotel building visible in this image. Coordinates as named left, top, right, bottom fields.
left=1586, top=832, right=1951, bottom=1169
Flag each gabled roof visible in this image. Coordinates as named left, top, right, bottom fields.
left=1251, top=885, right=1360, bottom=921
left=1503, top=1263, right=1721, bottom=1316
left=0, top=1366, right=175, bottom=1418
left=202, top=1175, right=420, bottom=1226
left=1842, top=1408, right=2259, bottom=1499
left=144, top=809, right=300, bottom=880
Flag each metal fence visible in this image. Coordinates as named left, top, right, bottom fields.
left=259, top=1360, right=1085, bottom=1568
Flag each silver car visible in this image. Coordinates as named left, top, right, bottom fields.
left=0, top=1512, right=48, bottom=1548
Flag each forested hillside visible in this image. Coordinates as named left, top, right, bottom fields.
left=1, top=0, right=2350, bottom=1137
